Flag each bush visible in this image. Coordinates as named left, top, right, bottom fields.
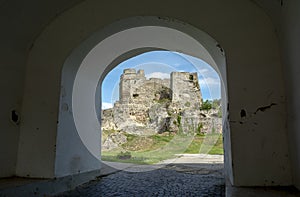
left=200, top=100, right=212, bottom=111
left=117, top=151, right=132, bottom=160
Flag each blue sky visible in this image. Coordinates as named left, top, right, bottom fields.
left=102, top=51, right=221, bottom=109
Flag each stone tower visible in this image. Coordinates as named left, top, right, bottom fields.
left=119, top=68, right=146, bottom=104
left=170, top=72, right=202, bottom=109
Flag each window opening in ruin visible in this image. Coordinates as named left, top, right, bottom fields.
left=101, top=50, right=223, bottom=170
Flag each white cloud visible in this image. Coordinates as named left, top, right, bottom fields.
left=102, top=102, right=113, bottom=109
left=146, top=72, right=170, bottom=79
left=199, top=77, right=220, bottom=86
left=199, top=68, right=209, bottom=73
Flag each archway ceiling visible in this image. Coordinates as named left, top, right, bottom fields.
left=0, top=0, right=83, bottom=51
left=0, top=0, right=276, bottom=60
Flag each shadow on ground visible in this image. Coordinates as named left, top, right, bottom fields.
left=54, top=162, right=225, bottom=197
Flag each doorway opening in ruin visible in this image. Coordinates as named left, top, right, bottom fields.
left=100, top=50, right=224, bottom=172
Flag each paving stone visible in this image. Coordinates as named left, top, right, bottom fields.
left=55, top=164, right=225, bottom=197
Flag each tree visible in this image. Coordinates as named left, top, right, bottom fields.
left=212, top=99, right=221, bottom=109
left=200, top=100, right=212, bottom=112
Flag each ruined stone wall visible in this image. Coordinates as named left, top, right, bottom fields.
left=120, top=69, right=201, bottom=105
left=102, top=69, right=211, bottom=135
left=119, top=69, right=146, bottom=104
left=119, top=69, right=171, bottom=104
left=171, top=72, right=202, bottom=107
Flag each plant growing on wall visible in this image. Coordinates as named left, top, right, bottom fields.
left=200, top=100, right=212, bottom=112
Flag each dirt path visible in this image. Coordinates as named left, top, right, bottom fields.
left=100, top=154, right=224, bottom=174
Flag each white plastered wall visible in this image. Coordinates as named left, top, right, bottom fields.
left=252, top=0, right=300, bottom=189
left=0, top=0, right=85, bottom=178
left=16, top=0, right=291, bottom=186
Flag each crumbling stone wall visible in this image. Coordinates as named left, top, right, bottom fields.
left=102, top=68, right=220, bottom=135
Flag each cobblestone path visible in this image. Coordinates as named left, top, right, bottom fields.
left=56, top=163, right=225, bottom=197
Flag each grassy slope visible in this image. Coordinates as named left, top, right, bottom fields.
left=102, top=132, right=223, bottom=164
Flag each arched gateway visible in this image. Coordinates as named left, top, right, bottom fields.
left=16, top=1, right=291, bottom=190
left=57, top=16, right=230, bottom=179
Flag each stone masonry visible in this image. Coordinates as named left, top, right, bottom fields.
left=101, top=68, right=221, bottom=136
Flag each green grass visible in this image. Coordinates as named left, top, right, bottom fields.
left=102, top=133, right=223, bottom=164
left=184, top=134, right=205, bottom=154
left=102, top=133, right=194, bottom=164
left=184, top=133, right=223, bottom=155
left=120, top=133, right=174, bottom=151
left=208, top=134, right=224, bottom=155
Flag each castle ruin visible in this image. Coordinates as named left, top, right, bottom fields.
left=102, top=68, right=209, bottom=135
left=119, top=68, right=201, bottom=106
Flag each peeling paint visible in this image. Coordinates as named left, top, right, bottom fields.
left=229, top=103, right=278, bottom=127
left=254, top=103, right=277, bottom=114
left=230, top=103, right=277, bottom=126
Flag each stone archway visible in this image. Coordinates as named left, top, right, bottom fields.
left=14, top=0, right=292, bottom=189
left=57, top=16, right=230, bottom=180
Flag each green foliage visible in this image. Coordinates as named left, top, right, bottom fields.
left=212, top=99, right=221, bottom=109
left=197, top=123, right=203, bottom=134
left=200, top=100, right=212, bottom=111
left=184, top=102, right=191, bottom=107
left=194, top=81, right=200, bottom=89
left=177, top=115, right=181, bottom=125
left=167, top=110, right=172, bottom=116
left=159, top=98, right=171, bottom=103
left=124, top=133, right=136, bottom=142
left=117, top=151, right=132, bottom=160
left=177, top=115, right=183, bottom=134
left=217, top=107, right=222, bottom=118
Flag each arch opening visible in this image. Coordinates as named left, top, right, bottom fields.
left=100, top=50, right=224, bottom=171
left=57, top=16, right=231, bottom=182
